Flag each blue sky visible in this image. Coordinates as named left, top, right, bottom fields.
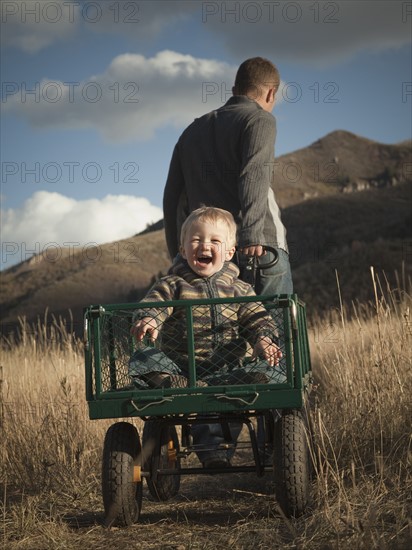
left=1, top=0, right=411, bottom=269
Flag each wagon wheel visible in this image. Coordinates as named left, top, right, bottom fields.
left=142, top=420, right=181, bottom=501
left=102, top=421, right=143, bottom=527
left=273, top=409, right=312, bottom=517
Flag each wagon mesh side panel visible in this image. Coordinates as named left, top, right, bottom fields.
left=94, top=300, right=288, bottom=392
left=99, top=311, right=136, bottom=392
left=171, top=301, right=287, bottom=385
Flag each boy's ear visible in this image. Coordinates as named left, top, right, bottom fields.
left=180, top=245, right=186, bottom=259
left=225, top=246, right=236, bottom=260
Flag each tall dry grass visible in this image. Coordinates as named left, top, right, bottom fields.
left=0, top=278, right=411, bottom=549
left=0, top=316, right=120, bottom=548
left=305, top=271, right=412, bottom=548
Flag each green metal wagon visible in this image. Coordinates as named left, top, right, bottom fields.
left=84, top=293, right=314, bottom=526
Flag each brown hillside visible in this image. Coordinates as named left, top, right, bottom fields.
left=0, top=230, right=171, bottom=336
left=1, top=131, right=411, bottom=336
left=284, top=179, right=412, bottom=268
left=274, top=130, right=410, bottom=207
left=2, top=182, right=410, bottom=335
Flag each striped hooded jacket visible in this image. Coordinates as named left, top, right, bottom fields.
left=133, top=257, right=278, bottom=374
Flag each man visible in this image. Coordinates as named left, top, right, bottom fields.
left=163, top=56, right=292, bottom=296
left=162, top=57, right=291, bottom=468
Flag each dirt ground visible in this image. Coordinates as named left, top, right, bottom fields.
left=60, top=469, right=304, bottom=550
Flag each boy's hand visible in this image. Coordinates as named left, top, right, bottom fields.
left=130, top=317, right=158, bottom=342
left=253, top=336, right=282, bottom=367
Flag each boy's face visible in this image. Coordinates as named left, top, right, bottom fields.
left=180, top=220, right=236, bottom=277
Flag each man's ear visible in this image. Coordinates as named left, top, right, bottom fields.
left=266, top=86, right=276, bottom=105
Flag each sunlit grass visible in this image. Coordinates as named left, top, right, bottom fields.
left=1, top=278, right=411, bottom=549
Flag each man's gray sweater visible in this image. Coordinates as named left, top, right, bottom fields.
left=163, top=95, right=288, bottom=258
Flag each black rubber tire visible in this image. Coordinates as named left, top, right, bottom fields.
left=273, top=409, right=311, bottom=518
left=102, top=422, right=143, bottom=527
left=142, top=420, right=181, bottom=501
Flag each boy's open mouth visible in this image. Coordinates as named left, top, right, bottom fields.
left=197, top=256, right=212, bottom=265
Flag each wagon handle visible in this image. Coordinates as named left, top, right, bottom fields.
left=215, top=392, right=259, bottom=406
left=255, top=246, right=279, bottom=271
left=238, top=246, right=279, bottom=286
left=130, top=397, right=174, bottom=412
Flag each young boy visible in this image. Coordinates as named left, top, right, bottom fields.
left=130, top=206, right=282, bottom=388
left=129, top=207, right=283, bottom=469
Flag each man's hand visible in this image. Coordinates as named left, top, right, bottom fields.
left=253, top=336, right=282, bottom=366
left=239, top=244, right=265, bottom=257
left=130, top=317, right=158, bottom=342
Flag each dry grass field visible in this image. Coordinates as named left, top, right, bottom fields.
left=1, top=275, right=411, bottom=549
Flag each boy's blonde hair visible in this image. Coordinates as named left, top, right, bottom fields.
left=180, top=207, right=237, bottom=248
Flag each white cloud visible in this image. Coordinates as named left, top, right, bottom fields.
left=1, top=0, right=79, bottom=53
left=1, top=191, right=163, bottom=268
left=2, top=50, right=238, bottom=141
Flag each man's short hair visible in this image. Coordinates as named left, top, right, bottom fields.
left=233, top=57, right=280, bottom=96
left=180, top=206, right=237, bottom=248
